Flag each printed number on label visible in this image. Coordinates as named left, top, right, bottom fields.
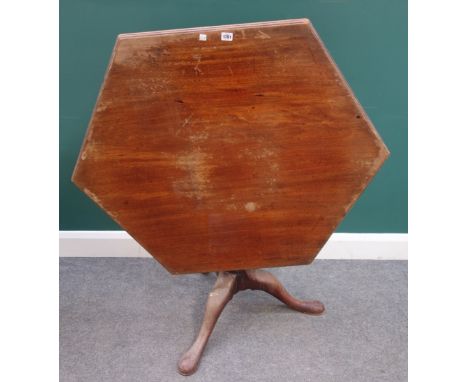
left=221, top=32, right=233, bottom=41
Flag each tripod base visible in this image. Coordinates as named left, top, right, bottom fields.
left=177, top=269, right=325, bottom=376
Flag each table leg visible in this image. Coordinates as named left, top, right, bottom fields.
left=177, top=269, right=324, bottom=376
left=240, top=269, right=325, bottom=315
left=177, top=271, right=238, bottom=376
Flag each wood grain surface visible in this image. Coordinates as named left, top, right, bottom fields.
left=72, top=19, right=389, bottom=274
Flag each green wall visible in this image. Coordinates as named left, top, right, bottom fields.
left=60, top=0, right=407, bottom=232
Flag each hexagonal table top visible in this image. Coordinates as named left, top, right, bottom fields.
left=72, top=19, right=389, bottom=274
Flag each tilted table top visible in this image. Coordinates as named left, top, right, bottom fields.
left=72, top=19, right=389, bottom=274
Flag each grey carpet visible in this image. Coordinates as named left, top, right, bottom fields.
left=60, top=259, right=407, bottom=382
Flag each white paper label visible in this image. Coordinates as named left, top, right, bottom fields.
left=199, top=33, right=207, bottom=41
left=221, top=32, right=233, bottom=41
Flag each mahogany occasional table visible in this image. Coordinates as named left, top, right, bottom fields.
left=72, top=19, right=389, bottom=376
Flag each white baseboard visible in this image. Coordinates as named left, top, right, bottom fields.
left=59, top=231, right=407, bottom=260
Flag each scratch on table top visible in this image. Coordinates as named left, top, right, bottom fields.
left=193, top=54, right=203, bottom=75
left=255, top=30, right=271, bottom=39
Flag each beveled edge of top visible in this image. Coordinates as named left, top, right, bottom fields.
left=117, top=18, right=311, bottom=40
